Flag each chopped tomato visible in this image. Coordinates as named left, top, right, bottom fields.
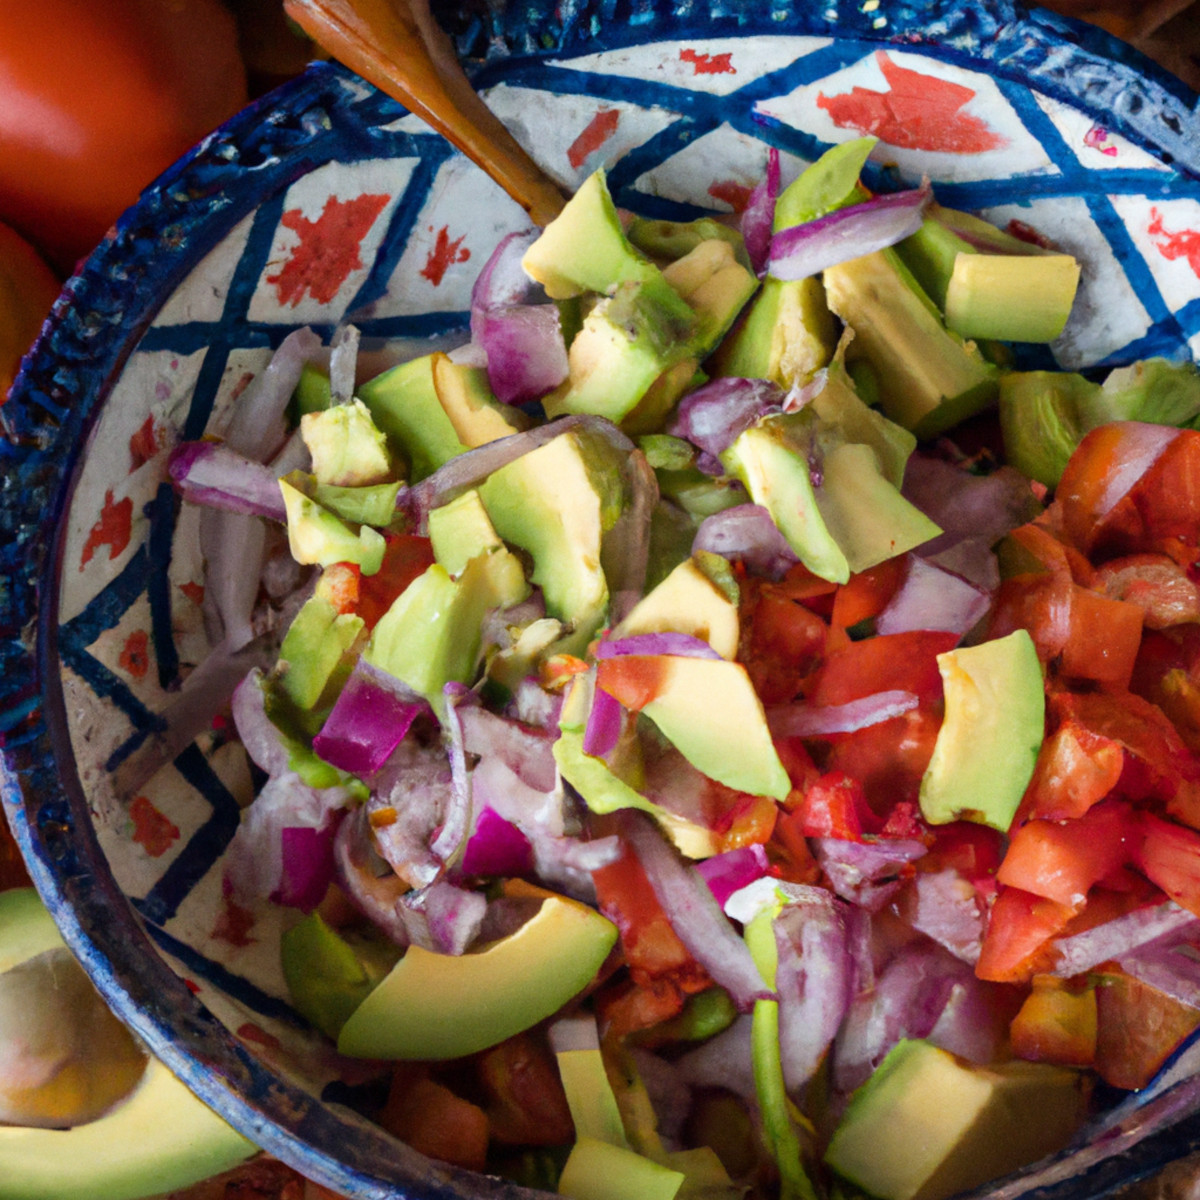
left=477, top=1032, right=574, bottom=1146
left=378, top=1070, right=490, bottom=1171
left=923, top=822, right=1005, bottom=884
left=824, top=707, right=944, bottom=815
left=1059, top=586, right=1143, bottom=691
left=808, top=630, right=958, bottom=707
left=830, top=559, right=907, bottom=630
left=1134, top=812, right=1200, bottom=917
left=789, top=770, right=878, bottom=840
left=1003, top=521, right=1094, bottom=585
left=1094, top=968, right=1200, bottom=1090
left=1094, top=553, right=1200, bottom=629
left=987, top=573, right=1072, bottom=664
left=997, top=801, right=1137, bottom=909
left=595, top=654, right=670, bottom=711
left=1020, top=719, right=1125, bottom=821
left=354, top=534, right=435, bottom=629
left=976, top=886, right=1076, bottom=983
left=1011, top=976, right=1097, bottom=1068
left=739, top=577, right=829, bottom=704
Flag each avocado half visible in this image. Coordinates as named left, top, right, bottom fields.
left=0, top=889, right=258, bottom=1200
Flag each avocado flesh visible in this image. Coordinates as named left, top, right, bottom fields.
left=825, top=1040, right=1087, bottom=1200
left=279, top=479, right=384, bottom=575
left=720, top=417, right=850, bottom=584
left=626, top=215, right=749, bottom=268
left=661, top=238, right=758, bottom=355
left=357, top=352, right=468, bottom=480
left=612, top=555, right=740, bottom=660
left=0, top=889, right=255, bottom=1198
left=944, top=253, right=1080, bottom=343
left=708, top=275, right=836, bottom=388
left=823, top=249, right=999, bottom=438
left=337, top=895, right=617, bottom=1060
left=478, top=428, right=614, bottom=653
left=300, top=398, right=392, bottom=486
left=429, top=487, right=505, bottom=576
left=919, top=629, right=1045, bottom=831
left=558, top=1137, right=686, bottom=1200
left=432, top=355, right=529, bottom=447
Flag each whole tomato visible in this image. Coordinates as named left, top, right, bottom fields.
left=0, top=220, right=60, bottom=403
left=0, top=0, right=248, bottom=273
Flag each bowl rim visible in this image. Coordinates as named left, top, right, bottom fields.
left=2, top=2, right=1200, bottom=1197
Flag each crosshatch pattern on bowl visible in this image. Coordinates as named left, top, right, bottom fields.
left=3, top=1, right=1200, bottom=1197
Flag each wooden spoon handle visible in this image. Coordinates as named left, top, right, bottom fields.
left=284, top=0, right=566, bottom=226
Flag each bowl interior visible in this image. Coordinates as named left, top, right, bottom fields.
left=5, top=3, right=1200, bottom=1196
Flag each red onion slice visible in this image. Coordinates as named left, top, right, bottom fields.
left=333, top=808, right=411, bottom=946
left=231, top=668, right=292, bottom=777
left=1116, top=920, right=1200, bottom=1008
left=595, top=632, right=723, bottom=661
left=398, top=879, right=487, bottom=955
left=742, top=146, right=781, bottom=276
left=312, top=661, right=428, bottom=777
left=582, top=685, right=623, bottom=758
left=768, top=184, right=932, bottom=282
left=695, top=844, right=771, bottom=908
left=168, top=442, right=288, bottom=521
left=768, top=690, right=919, bottom=738
left=460, top=807, right=535, bottom=878
left=329, top=324, right=361, bottom=405
left=470, top=228, right=541, bottom=320
left=668, top=377, right=785, bottom=458
left=812, top=837, right=927, bottom=912
left=430, top=683, right=475, bottom=864
left=275, top=820, right=344, bottom=912
left=619, top=811, right=775, bottom=1011
left=875, top=556, right=991, bottom=637
left=225, top=326, right=323, bottom=460
left=1049, top=900, right=1197, bottom=977
left=476, top=305, right=569, bottom=404
left=899, top=868, right=987, bottom=964
left=692, top=503, right=798, bottom=580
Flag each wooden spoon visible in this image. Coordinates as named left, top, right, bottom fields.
left=283, top=0, right=567, bottom=226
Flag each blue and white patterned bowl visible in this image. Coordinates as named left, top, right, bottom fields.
left=3, top=1, right=1200, bottom=1195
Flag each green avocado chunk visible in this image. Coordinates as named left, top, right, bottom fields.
left=824, top=1040, right=1088, bottom=1200
left=557, top=1137, right=686, bottom=1200
left=300, top=398, right=392, bottom=486
left=0, top=889, right=255, bottom=1199
left=279, top=479, right=385, bottom=575
left=337, top=895, right=617, bottom=1060
left=919, top=630, right=1045, bottom=831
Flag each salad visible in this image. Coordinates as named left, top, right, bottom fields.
left=168, top=137, right=1200, bottom=1200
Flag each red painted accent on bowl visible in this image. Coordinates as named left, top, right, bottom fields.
left=1149, top=207, right=1200, bottom=278
left=818, top=51, right=1006, bottom=154
left=419, top=225, right=471, bottom=286
left=80, top=489, right=133, bottom=568
left=680, top=48, right=736, bottom=75
left=268, top=193, right=390, bottom=306
left=130, top=794, right=180, bottom=858
left=118, top=629, right=150, bottom=679
left=567, top=108, right=620, bottom=169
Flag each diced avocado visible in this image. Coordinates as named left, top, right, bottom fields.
left=281, top=912, right=400, bottom=1039
left=644, top=497, right=699, bottom=593
left=823, top=249, right=999, bottom=438
left=708, top=275, right=837, bottom=388
left=0, top=889, right=255, bottom=1198
left=310, top=478, right=403, bottom=527
left=279, top=478, right=385, bottom=574
left=816, top=442, right=941, bottom=575
left=619, top=359, right=703, bottom=439
left=337, top=895, right=617, bottom=1059
left=944, top=253, right=1080, bottom=343
left=808, top=363, right=916, bottom=489
left=479, top=428, right=617, bottom=652
left=487, top=616, right=565, bottom=694
left=930, top=202, right=1060, bottom=257
left=774, top=136, right=876, bottom=229
left=432, top=355, right=529, bottom=447
left=522, top=169, right=661, bottom=300
left=661, top=239, right=759, bottom=354
left=357, top=353, right=468, bottom=480
left=627, top=215, right=750, bottom=268
left=721, top=416, right=847, bottom=581
left=542, top=278, right=697, bottom=424
left=558, top=1137, right=686, bottom=1200
left=554, top=1042, right=629, bottom=1148
left=655, top=467, right=746, bottom=521
left=1000, top=359, right=1200, bottom=488
left=919, top=629, right=1045, bottom=831
left=596, top=654, right=791, bottom=800
left=637, top=434, right=697, bottom=472
left=277, top=596, right=364, bottom=711
left=429, top=488, right=504, bottom=575
left=294, top=361, right=333, bottom=416
left=998, top=370, right=1098, bottom=487
left=300, top=398, right=392, bottom=486
left=613, top=554, right=740, bottom=660
left=895, top=218, right=976, bottom=310
left=825, top=1040, right=1088, bottom=1200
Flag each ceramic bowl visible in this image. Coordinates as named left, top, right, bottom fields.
left=4, top=1, right=1200, bottom=1196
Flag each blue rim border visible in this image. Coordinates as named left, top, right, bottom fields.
left=1, top=2, right=1199, bottom=1196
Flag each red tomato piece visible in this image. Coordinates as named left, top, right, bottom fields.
left=791, top=770, right=878, bottom=840
left=808, top=630, right=959, bottom=707
left=997, top=800, right=1136, bottom=909
left=739, top=580, right=829, bottom=705
left=830, top=558, right=907, bottom=630
left=1094, top=968, right=1200, bottom=1090
left=1134, top=812, right=1200, bottom=918
left=354, top=534, right=435, bottom=630
left=1004, top=522, right=1094, bottom=586
left=824, top=707, right=944, bottom=815
left=1021, top=719, right=1125, bottom=821
left=987, top=573, right=1073, bottom=664
left=1059, top=585, right=1144, bottom=690
left=923, top=822, right=1005, bottom=884
left=976, top=886, right=1076, bottom=983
